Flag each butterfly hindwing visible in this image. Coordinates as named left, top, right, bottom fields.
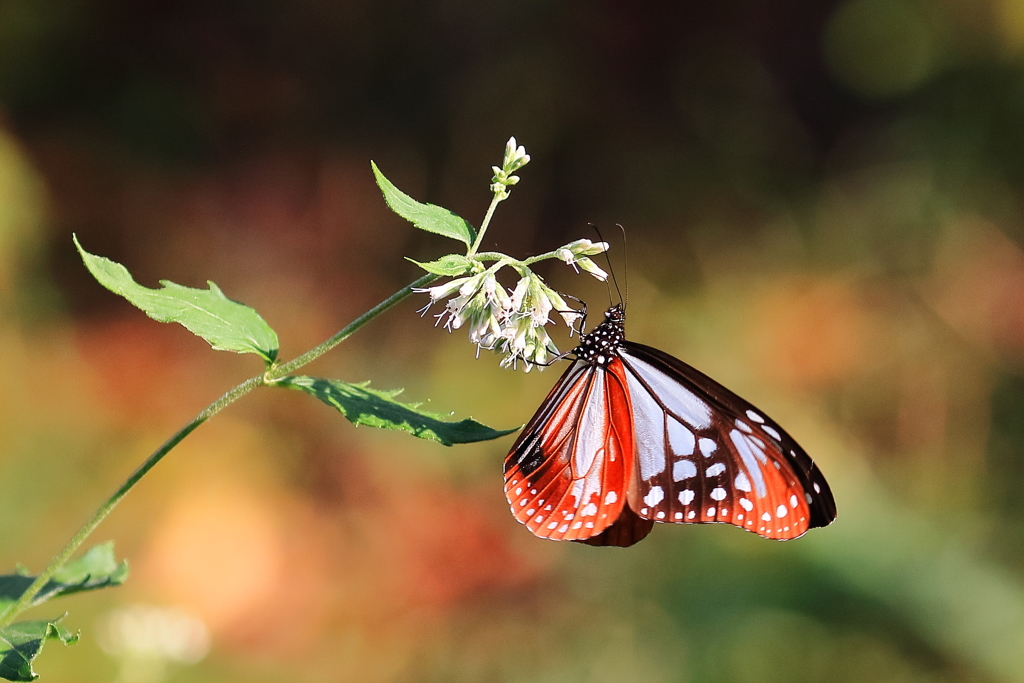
left=619, top=341, right=836, bottom=540
left=504, top=358, right=640, bottom=543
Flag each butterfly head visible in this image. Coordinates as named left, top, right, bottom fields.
left=574, top=304, right=626, bottom=367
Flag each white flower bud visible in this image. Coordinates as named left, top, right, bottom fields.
left=576, top=257, right=609, bottom=281
left=459, top=273, right=484, bottom=297
left=504, top=137, right=517, bottom=161
left=567, top=239, right=608, bottom=256
left=510, top=277, right=530, bottom=311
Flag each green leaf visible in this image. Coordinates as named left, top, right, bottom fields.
left=405, top=254, right=475, bottom=277
left=372, top=162, right=476, bottom=247
left=75, top=236, right=280, bottom=364
left=276, top=376, right=517, bottom=446
left=0, top=543, right=129, bottom=614
left=0, top=617, right=78, bottom=681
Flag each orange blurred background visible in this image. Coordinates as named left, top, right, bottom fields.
left=4, top=1, right=1024, bottom=681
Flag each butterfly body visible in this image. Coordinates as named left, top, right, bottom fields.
left=505, top=304, right=836, bottom=547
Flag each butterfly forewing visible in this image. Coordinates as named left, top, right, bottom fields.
left=619, top=342, right=836, bottom=540
left=504, top=358, right=637, bottom=542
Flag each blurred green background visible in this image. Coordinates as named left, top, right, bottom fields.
left=2, top=0, right=1024, bottom=681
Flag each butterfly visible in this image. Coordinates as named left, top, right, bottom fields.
left=504, top=303, right=836, bottom=547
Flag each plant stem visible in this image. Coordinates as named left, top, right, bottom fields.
left=467, top=193, right=504, bottom=257
left=0, top=272, right=439, bottom=627
left=266, top=272, right=439, bottom=380
left=0, top=375, right=263, bottom=627
left=472, top=249, right=564, bottom=267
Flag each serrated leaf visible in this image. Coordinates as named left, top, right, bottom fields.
left=75, top=236, right=279, bottom=363
left=0, top=542, right=129, bottom=614
left=405, top=254, right=474, bottom=277
left=277, top=376, right=517, bottom=446
left=372, top=162, right=476, bottom=246
left=0, top=617, right=77, bottom=681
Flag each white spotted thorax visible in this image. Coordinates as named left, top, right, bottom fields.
left=574, top=304, right=626, bottom=367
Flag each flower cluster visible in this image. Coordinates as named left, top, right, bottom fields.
left=416, top=239, right=608, bottom=371
left=490, top=137, right=531, bottom=200
left=412, top=136, right=612, bottom=370
left=417, top=272, right=563, bottom=370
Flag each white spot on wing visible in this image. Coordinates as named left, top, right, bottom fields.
left=679, top=489, right=695, bottom=505
left=668, top=419, right=695, bottom=456
left=790, top=494, right=798, bottom=508
left=735, top=472, right=751, bottom=492
left=706, top=462, right=726, bottom=477
left=707, top=507, right=716, bottom=516
left=604, top=490, right=618, bottom=505
left=740, top=498, right=753, bottom=511
left=776, top=505, right=788, bottom=518
left=762, top=424, right=781, bottom=441
left=710, top=487, right=727, bottom=501
left=746, top=410, right=765, bottom=423
left=581, top=503, right=598, bottom=517
left=699, top=438, right=717, bottom=457
left=643, top=486, right=665, bottom=507
left=761, top=512, right=772, bottom=521
left=673, top=459, right=697, bottom=481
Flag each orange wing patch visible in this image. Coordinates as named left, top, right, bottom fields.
left=504, top=359, right=636, bottom=542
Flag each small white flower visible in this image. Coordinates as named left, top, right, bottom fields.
left=509, top=276, right=530, bottom=311
left=415, top=276, right=473, bottom=303
left=564, top=239, right=609, bottom=256
left=545, top=289, right=582, bottom=331
left=575, top=257, right=609, bottom=281
left=556, top=239, right=610, bottom=281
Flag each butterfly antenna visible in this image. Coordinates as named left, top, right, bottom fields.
left=588, top=223, right=624, bottom=308
left=616, top=223, right=628, bottom=312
